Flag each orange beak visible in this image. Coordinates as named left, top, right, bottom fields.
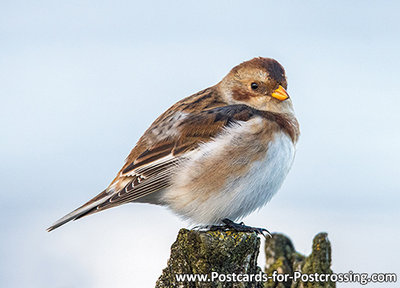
left=271, top=85, right=289, bottom=101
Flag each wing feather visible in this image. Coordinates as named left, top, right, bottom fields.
left=47, top=102, right=262, bottom=231
left=88, top=105, right=259, bottom=213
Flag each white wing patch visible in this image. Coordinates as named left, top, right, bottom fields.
left=148, top=111, right=188, bottom=142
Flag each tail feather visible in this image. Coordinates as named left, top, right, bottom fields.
left=47, top=190, right=111, bottom=232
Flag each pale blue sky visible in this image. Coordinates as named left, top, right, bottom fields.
left=1, top=1, right=399, bottom=287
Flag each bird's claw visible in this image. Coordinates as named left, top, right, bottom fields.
left=204, top=219, right=271, bottom=238
left=192, top=224, right=213, bottom=231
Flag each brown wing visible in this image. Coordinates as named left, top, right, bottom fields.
left=47, top=102, right=260, bottom=231
left=98, top=104, right=259, bottom=206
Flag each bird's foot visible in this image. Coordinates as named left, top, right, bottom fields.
left=208, top=218, right=271, bottom=238
left=192, top=224, right=215, bottom=231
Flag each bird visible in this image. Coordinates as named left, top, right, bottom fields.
left=47, top=57, right=300, bottom=232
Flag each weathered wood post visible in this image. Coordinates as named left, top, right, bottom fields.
left=156, top=229, right=334, bottom=288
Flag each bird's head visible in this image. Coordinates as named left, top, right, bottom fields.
left=218, top=57, right=294, bottom=114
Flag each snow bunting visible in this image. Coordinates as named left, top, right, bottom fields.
left=48, top=57, right=299, bottom=232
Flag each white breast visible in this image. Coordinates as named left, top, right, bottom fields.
left=164, top=119, right=296, bottom=224
left=223, top=131, right=296, bottom=221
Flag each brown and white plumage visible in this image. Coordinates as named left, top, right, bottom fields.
left=47, top=57, right=300, bottom=231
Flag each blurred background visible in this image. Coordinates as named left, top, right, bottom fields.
left=1, top=0, right=399, bottom=287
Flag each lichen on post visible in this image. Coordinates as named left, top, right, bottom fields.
left=155, top=228, right=263, bottom=288
left=156, top=229, right=334, bottom=288
left=264, top=233, right=335, bottom=288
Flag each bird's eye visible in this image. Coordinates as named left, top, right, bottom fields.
left=251, top=82, right=258, bottom=90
